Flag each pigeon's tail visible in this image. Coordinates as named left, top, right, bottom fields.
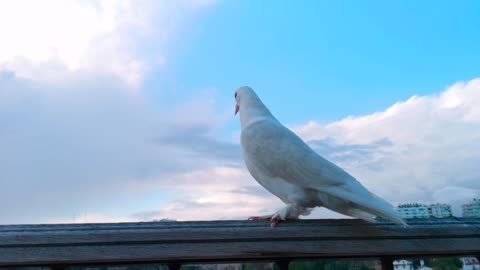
left=362, top=193, right=407, bottom=226
left=319, top=187, right=407, bottom=227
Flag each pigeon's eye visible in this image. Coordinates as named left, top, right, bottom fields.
left=234, top=92, right=237, bottom=98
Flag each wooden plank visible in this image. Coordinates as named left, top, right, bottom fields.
left=0, top=218, right=479, bottom=267
left=1, top=238, right=480, bottom=264
left=1, top=218, right=478, bottom=232
left=1, top=219, right=479, bottom=245
left=1, top=226, right=479, bottom=247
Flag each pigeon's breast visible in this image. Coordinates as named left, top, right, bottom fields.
left=244, top=155, right=318, bottom=206
left=240, top=120, right=319, bottom=207
left=240, top=120, right=284, bottom=176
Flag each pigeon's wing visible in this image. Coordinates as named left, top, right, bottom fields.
left=242, top=119, right=405, bottom=225
left=242, top=119, right=354, bottom=187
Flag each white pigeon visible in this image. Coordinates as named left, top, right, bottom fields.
left=234, top=86, right=405, bottom=227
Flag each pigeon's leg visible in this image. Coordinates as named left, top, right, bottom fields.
left=270, top=204, right=303, bottom=228
left=249, top=205, right=309, bottom=227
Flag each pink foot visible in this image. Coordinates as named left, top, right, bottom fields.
left=270, top=218, right=280, bottom=228
left=248, top=215, right=281, bottom=228
left=248, top=215, right=271, bottom=221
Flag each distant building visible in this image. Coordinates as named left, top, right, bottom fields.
left=428, top=203, right=453, bottom=218
left=393, top=260, right=414, bottom=270
left=462, top=198, right=480, bottom=218
left=461, top=257, right=480, bottom=270
left=397, top=203, right=452, bottom=219
left=397, top=203, right=430, bottom=219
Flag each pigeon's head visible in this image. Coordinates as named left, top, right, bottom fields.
left=234, top=86, right=260, bottom=115
left=234, top=86, right=275, bottom=128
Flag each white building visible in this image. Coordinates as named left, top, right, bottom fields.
left=397, top=203, right=453, bottom=219
left=397, top=203, right=430, bottom=219
left=428, top=203, right=453, bottom=218
left=462, top=198, right=480, bottom=218
left=461, top=257, right=480, bottom=270
left=393, top=260, right=414, bottom=270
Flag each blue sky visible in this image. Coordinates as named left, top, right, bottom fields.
left=1, top=0, right=480, bottom=223
left=154, top=0, right=480, bottom=123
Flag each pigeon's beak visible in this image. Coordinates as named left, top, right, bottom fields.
left=235, top=104, right=240, bottom=115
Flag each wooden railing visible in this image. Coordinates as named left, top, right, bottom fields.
left=0, top=218, right=479, bottom=269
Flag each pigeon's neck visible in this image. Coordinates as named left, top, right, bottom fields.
left=240, top=100, right=275, bottom=129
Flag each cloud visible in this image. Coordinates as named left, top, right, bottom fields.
left=294, top=79, right=480, bottom=211
left=0, top=71, right=235, bottom=224
left=50, top=213, right=135, bottom=224
left=129, top=167, right=284, bottom=221
left=6, top=75, right=480, bottom=223
left=133, top=79, right=480, bottom=220
left=308, top=137, right=393, bottom=166
left=0, top=0, right=214, bottom=86
left=154, top=125, right=242, bottom=166
left=126, top=165, right=352, bottom=221
left=49, top=166, right=282, bottom=223
left=4, top=76, right=480, bottom=223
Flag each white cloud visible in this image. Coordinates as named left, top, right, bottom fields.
left=49, top=213, right=135, bottom=224
left=3, top=8, right=480, bottom=224
left=294, top=79, right=480, bottom=211
left=4, top=76, right=480, bottom=223
left=126, top=165, right=355, bottom=221
left=5, top=75, right=479, bottom=223
left=47, top=166, right=285, bottom=223
left=0, top=72, right=232, bottom=224
left=129, top=167, right=284, bottom=221
left=0, top=0, right=214, bottom=86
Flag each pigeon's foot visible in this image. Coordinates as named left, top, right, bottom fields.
left=249, top=205, right=306, bottom=228
left=269, top=204, right=306, bottom=228
left=248, top=215, right=272, bottom=221
left=270, top=218, right=280, bottom=228
left=271, top=204, right=296, bottom=221
left=248, top=215, right=281, bottom=228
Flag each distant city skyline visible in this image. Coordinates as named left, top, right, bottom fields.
left=395, top=198, right=480, bottom=218
left=397, top=203, right=452, bottom=219
left=462, top=198, right=480, bottom=218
